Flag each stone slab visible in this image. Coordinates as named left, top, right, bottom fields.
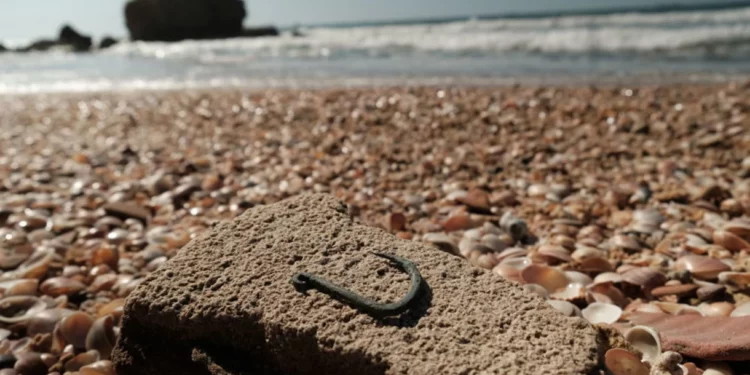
left=113, top=194, right=601, bottom=374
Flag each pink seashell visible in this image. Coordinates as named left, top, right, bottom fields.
left=534, top=244, right=572, bottom=264
left=674, top=255, right=731, bottom=280
left=723, top=220, right=750, bottom=241
left=492, top=264, right=522, bottom=283
left=587, top=283, right=629, bottom=307
left=650, top=284, right=698, bottom=298
left=520, top=264, right=568, bottom=293
left=604, top=348, right=649, bottom=375
left=712, top=230, right=750, bottom=252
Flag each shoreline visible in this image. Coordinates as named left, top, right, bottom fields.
left=1, top=72, right=750, bottom=97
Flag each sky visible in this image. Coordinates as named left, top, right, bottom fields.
left=0, top=0, right=733, bottom=40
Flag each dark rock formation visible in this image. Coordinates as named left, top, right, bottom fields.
left=113, top=194, right=602, bottom=375
left=0, top=44, right=6, bottom=53
left=58, top=24, right=93, bottom=52
left=241, top=26, right=280, bottom=38
left=99, top=36, right=119, bottom=49
left=17, top=24, right=92, bottom=52
left=124, top=0, right=247, bottom=41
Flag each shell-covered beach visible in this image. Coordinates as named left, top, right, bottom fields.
left=0, top=83, right=749, bottom=374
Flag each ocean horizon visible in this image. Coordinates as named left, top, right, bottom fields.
left=3, top=2, right=750, bottom=94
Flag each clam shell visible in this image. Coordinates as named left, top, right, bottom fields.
left=64, top=349, right=101, bottom=372
left=27, top=308, right=75, bottom=335
left=0, top=296, right=46, bottom=324
left=621, top=267, right=667, bottom=290
left=59, top=312, right=94, bottom=350
left=582, top=302, right=622, bottom=324
left=604, top=348, right=649, bottom=375
left=0, top=279, right=39, bottom=296
left=652, top=302, right=702, bottom=316
left=698, top=302, right=735, bottom=317
left=520, top=264, right=568, bottom=293
left=724, top=220, right=750, bottom=241
left=712, top=230, right=750, bottom=252
left=40, top=277, right=86, bottom=297
left=675, top=255, right=731, bottom=280
left=565, top=271, right=593, bottom=286
left=571, top=246, right=605, bottom=261
left=496, top=247, right=528, bottom=262
left=1, top=249, right=54, bottom=281
left=80, top=360, right=116, bottom=375
left=650, top=284, right=698, bottom=298
left=624, top=325, right=661, bottom=363
left=551, top=283, right=586, bottom=301
left=547, top=300, right=582, bottom=317
left=578, top=257, right=614, bottom=273
left=86, top=315, right=117, bottom=359
left=587, top=283, right=628, bottom=307
left=534, top=245, right=572, bottom=264
left=612, top=234, right=642, bottom=252
left=492, top=264, right=522, bottom=283
left=593, top=272, right=624, bottom=285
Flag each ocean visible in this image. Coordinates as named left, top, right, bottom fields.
left=3, top=3, right=750, bottom=93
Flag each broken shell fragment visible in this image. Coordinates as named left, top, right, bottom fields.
left=604, top=348, right=649, bottom=375
left=624, top=325, right=661, bottom=363
left=581, top=302, right=622, bottom=324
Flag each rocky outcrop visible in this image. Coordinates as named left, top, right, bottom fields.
left=17, top=24, right=92, bottom=52
left=112, top=194, right=602, bottom=375
left=124, top=0, right=247, bottom=41
left=99, top=36, right=119, bottom=49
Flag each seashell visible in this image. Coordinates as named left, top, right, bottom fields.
left=633, top=209, right=665, bottom=226
left=463, top=228, right=483, bottom=241
left=492, top=264, right=522, bottom=283
left=551, top=283, right=586, bottom=302
left=0, top=296, right=46, bottom=324
left=27, top=308, right=75, bottom=335
left=698, top=302, right=735, bottom=317
left=681, top=362, right=702, bottom=375
left=634, top=303, right=665, bottom=314
left=624, top=325, right=661, bottom=363
left=64, top=349, right=100, bottom=372
left=59, top=312, right=94, bottom=350
left=480, top=234, right=508, bottom=252
left=547, top=300, right=582, bottom=317
left=80, top=360, right=116, bottom=375
left=696, top=283, right=726, bottom=301
left=422, top=233, right=459, bottom=257
left=96, top=299, right=125, bottom=322
left=718, top=272, right=750, bottom=289
left=549, top=234, right=576, bottom=250
left=520, top=264, right=568, bottom=293
left=604, top=348, right=649, bottom=375
left=496, top=247, right=527, bottom=262
left=442, top=214, right=475, bottom=232
left=499, top=256, right=531, bottom=269
left=40, top=277, right=86, bottom=297
left=650, top=284, right=698, bottom=298
left=652, top=302, right=702, bottom=316
left=564, top=271, right=593, bottom=286
left=534, top=245, right=572, bottom=264
left=455, top=189, right=490, bottom=212
left=622, top=267, right=667, bottom=290
left=0, top=279, right=39, bottom=296
left=458, top=237, right=480, bottom=257
left=593, top=272, right=623, bottom=285
left=612, top=234, right=642, bottom=252
left=13, top=352, right=48, bottom=375
left=730, top=302, right=750, bottom=317
left=522, top=284, right=549, bottom=300
left=466, top=250, right=497, bottom=270
left=588, top=282, right=629, bottom=307
left=578, top=257, right=613, bottom=273
left=86, top=315, right=116, bottom=359
left=88, top=274, right=119, bottom=293
left=712, top=230, right=750, bottom=252
left=0, top=244, right=33, bottom=270
left=1, top=249, right=54, bottom=281
left=675, top=255, right=730, bottom=280
left=724, top=220, right=750, bottom=241
left=581, top=302, right=622, bottom=324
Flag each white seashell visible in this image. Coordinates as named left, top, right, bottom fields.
left=547, top=300, right=582, bottom=317
left=624, top=325, right=661, bottom=364
left=551, top=283, right=586, bottom=301
left=581, top=302, right=622, bottom=325
left=702, top=362, right=734, bottom=375
left=730, top=302, right=750, bottom=317
left=593, top=272, right=623, bottom=285
left=565, top=271, right=593, bottom=286
left=520, top=264, right=568, bottom=293
left=500, top=256, right=531, bottom=269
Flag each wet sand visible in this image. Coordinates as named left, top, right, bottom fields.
left=0, top=83, right=748, bottom=374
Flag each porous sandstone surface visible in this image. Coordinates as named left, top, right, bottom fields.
left=113, top=194, right=601, bottom=374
